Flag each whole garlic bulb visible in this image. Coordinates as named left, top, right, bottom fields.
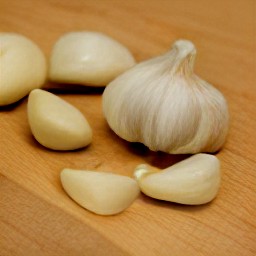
left=103, top=40, right=229, bottom=154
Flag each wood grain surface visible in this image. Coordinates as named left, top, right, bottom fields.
left=0, top=0, right=255, bottom=255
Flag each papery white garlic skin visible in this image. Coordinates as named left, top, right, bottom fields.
left=0, top=33, right=47, bottom=106
left=134, top=153, right=221, bottom=205
left=28, top=89, right=92, bottom=150
left=49, top=31, right=136, bottom=86
left=61, top=169, right=140, bottom=215
left=103, top=40, right=229, bottom=154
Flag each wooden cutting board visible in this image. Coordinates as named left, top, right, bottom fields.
left=0, top=0, right=255, bottom=255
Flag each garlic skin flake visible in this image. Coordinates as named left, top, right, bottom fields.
left=134, top=154, right=221, bottom=205
left=0, top=33, right=47, bottom=106
left=49, top=31, right=136, bottom=86
left=28, top=89, right=92, bottom=150
left=61, top=169, right=140, bottom=215
left=103, top=40, right=229, bottom=154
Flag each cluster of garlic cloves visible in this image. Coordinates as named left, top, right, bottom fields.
left=2, top=32, right=228, bottom=214
left=103, top=40, right=229, bottom=154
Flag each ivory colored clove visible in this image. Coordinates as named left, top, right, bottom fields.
left=27, top=89, right=92, bottom=150
left=0, top=33, right=47, bottom=106
left=49, top=31, right=136, bottom=86
left=134, top=154, right=221, bottom=205
left=103, top=39, right=229, bottom=154
left=60, top=169, right=140, bottom=215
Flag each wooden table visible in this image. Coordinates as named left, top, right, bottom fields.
left=0, top=0, right=255, bottom=255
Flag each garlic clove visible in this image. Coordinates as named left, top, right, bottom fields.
left=134, top=153, right=221, bottom=205
left=103, top=39, right=229, bottom=154
left=0, top=33, right=47, bottom=106
left=27, top=89, right=92, bottom=150
left=60, top=169, right=140, bottom=215
left=49, top=31, right=136, bottom=86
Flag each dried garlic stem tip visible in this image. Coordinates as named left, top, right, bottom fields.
left=0, top=33, right=47, bottom=106
left=49, top=31, right=136, bottom=86
left=103, top=39, right=229, bottom=154
left=60, top=169, right=140, bottom=215
left=134, top=154, right=221, bottom=205
left=27, top=89, right=92, bottom=150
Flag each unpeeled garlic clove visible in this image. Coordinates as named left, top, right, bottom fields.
left=27, top=89, right=92, bottom=150
left=0, top=33, right=47, bottom=106
left=134, top=154, right=221, bottom=205
left=60, top=169, right=140, bottom=215
left=49, top=31, right=136, bottom=86
left=103, top=39, right=229, bottom=154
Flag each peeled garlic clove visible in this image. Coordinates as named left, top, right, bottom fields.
left=134, top=153, right=221, bottom=205
left=0, top=33, right=47, bottom=106
left=61, top=169, right=140, bottom=215
left=103, top=40, right=229, bottom=154
left=27, top=89, right=92, bottom=150
left=49, top=31, right=135, bottom=86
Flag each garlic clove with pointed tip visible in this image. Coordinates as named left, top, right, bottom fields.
left=27, top=89, right=92, bottom=150
left=134, top=153, right=221, bottom=205
left=61, top=169, right=140, bottom=215
left=103, top=39, right=229, bottom=154
left=49, top=31, right=136, bottom=86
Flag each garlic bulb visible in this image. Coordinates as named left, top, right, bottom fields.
left=0, top=33, right=47, bottom=106
left=103, top=40, right=229, bottom=154
left=49, top=31, right=135, bottom=86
